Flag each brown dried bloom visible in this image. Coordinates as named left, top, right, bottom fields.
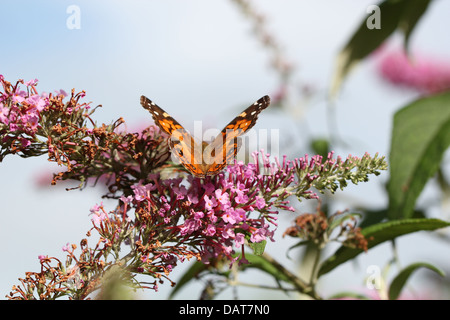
left=283, top=202, right=369, bottom=251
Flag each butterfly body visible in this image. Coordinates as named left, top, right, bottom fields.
left=140, top=95, right=270, bottom=178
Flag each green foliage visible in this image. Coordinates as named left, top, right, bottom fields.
left=387, top=92, right=450, bottom=219
left=388, top=262, right=445, bottom=300
left=318, top=218, right=450, bottom=276
left=248, top=240, right=267, bottom=256
left=330, top=0, right=433, bottom=98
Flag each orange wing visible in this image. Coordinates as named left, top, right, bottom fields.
left=204, top=95, right=271, bottom=175
left=140, top=95, right=202, bottom=175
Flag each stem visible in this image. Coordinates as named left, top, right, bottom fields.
left=309, top=244, right=322, bottom=287
left=231, top=281, right=300, bottom=292
left=261, top=251, right=322, bottom=300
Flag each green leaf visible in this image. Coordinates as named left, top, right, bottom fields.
left=248, top=240, right=267, bottom=256
left=387, top=92, right=450, bottom=219
left=330, top=0, right=432, bottom=98
left=310, top=138, right=330, bottom=158
left=358, top=209, right=426, bottom=229
left=328, top=212, right=362, bottom=231
left=388, top=262, right=445, bottom=300
left=240, top=254, right=292, bottom=283
left=358, top=209, right=388, bottom=229
left=399, top=0, right=432, bottom=53
left=286, top=240, right=310, bottom=259
left=318, top=218, right=450, bottom=277
left=328, top=291, right=372, bottom=300
left=330, top=0, right=403, bottom=98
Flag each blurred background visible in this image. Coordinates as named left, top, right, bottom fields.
left=1, top=0, right=449, bottom=299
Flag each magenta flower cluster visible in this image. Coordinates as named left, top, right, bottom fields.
left=0, top=77, right=50, bottom=147
left=89, top=146, right=384, bottom=268
left=115, top=152, right=297, bottom=265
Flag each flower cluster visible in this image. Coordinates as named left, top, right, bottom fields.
left=0, top=75, right=170, bottom=191
left=2, top=76, right=387, bottom=299
left=0, top=77, right=50, bottom=158
left=377, top=49, right=450, bottom=94
left=8, top=237, right=106, bottom=300
left=290, top=151, right=387, bottom=200
left=135, top=152, right=296, bottom=266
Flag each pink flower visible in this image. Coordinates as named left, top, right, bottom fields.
left=204, top=194, right=217, bottom=210
left=12, top=92, right=25, bottom=103
left=202, top=182, right=215, bottom=195
left=206, top=210, right=218, bottom=223
left=223, top=208, right=237, bottom=224
left=222, top=223, right=235, bottom=239
left=132, top=183, right=155, bottom=201
left=119, top=195, right=133, bottom=204
left=204, top=224, right=216, bottom=236
left=235, top=233, right=245, bottom=247
left=54, top=89, right=68, bottom=97
left=215, top=189, right=230, bottom=209
left=20, top=138, right=31, bottom=148
left=232, top=181, right=249, bottom=204
left=0, top=103, right=9, bottom=124
left=234, top=208, right=246, bottom=223
left=26, top=94, right=48, bottom=111
left=90, top=203, right=108, bottom=227
left=24, top=79, right=38, bottom=86
left=180, top=218, right=202, bottom=235
left=250, top=224, right=274, bottom=243
left=62, top=243, right=71, bottom=252
left=235, top=192, right=249, bottom=204
left=192, top=209, right=204, bottom=220
left=24, top=114, right=39, bottom=131
left=254, top=196, right=266, bottom=209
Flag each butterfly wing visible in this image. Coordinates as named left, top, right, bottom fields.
left=140, top=95, right=204, bottom=176
left=204, top=95, right=271, bottom=174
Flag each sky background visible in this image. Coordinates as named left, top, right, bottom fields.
left=1, top=0, right=450, bottom=299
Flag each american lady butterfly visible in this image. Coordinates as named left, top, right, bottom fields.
left=140, top=95, right=270, bottom=178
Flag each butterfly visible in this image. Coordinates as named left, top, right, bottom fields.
left=140, top=95, right=270, bottom=178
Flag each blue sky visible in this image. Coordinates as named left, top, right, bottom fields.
left=1, top=1, right=450, bottom=299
